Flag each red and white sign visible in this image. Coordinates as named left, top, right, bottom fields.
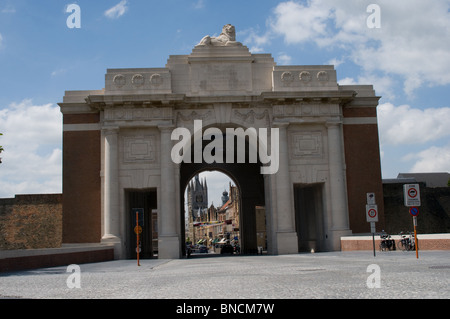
left=403, top=184, right=421, bottom=207
left=366, top=204, right=378, bottom=222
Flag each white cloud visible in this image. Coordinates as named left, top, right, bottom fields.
left=377, top=102, right=450, bottom=146
left=408, top=146, right=450, bottom=173
left=1, top=4, right=15, bottom=13
left=338, top=77, right=357, bottom=85
left=252, top=0, right=450, bottom=97
left=339, top=74, right=395, bottom=99
left=270, top=0, right=331, bottom=44
left=328, top=58, right=344, bottom=68
left=0, top=33, right=3, bottom=48
left=0, top=100, right=62, bottom=198
left=239, top=27, right=272, bottom=53
left=193, top=0, right=206, bottom=9
left=104, top=0, right=128, bottom=19
left=277, top=53, right=292, bottom=65
left=51, top=68, right=67, bottom=77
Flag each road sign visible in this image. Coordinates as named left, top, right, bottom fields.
left=366, top=204, right=378, bottom=222
left=134, top=225, right=142, bottom=234
left=409, top=207, right=419, bottom=217
left=132, top=208, right=144, bottom=226
left=367, top=193, right=376, bottom=205
left=403, top=184, right=421, bottom=207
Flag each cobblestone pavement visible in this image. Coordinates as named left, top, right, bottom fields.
left=0, top=251, right=449, bottom=299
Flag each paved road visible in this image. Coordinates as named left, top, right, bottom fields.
left=0, top=251, right=449, bottom=299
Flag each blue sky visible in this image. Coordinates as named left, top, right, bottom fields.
left=1, top=0, right=450, bottom=201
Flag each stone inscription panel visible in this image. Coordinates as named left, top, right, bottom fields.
left=190, top=62, right=252, bottom=94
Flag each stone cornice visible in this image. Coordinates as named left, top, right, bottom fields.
left=84, top=90, right=359, bottom=111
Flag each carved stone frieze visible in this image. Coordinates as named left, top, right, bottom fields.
left=273, top=103, right=341, bottom=119
left=104, top=106, right=173, bottom=122
left=233, top=109, right=271, bottom=127
left=175, top=110, right=212, bottom=125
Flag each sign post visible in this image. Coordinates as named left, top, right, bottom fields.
left=366, top=193, right=378, bottom=257
left=132, top=208, right=144, bottom=266
left=136, top=211, right=140, bottom=266
left=404, top=184, right=420, bottom=259
left=410, top=207, right=419, bottom=259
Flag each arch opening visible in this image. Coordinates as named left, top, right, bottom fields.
left=179, top=126, right=267, bottom=256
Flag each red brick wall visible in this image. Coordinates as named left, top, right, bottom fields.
left=341, top=236, right=450, bottom=251
left=0, top=194, right=62, bottom=249
left=62, top=113, right=101, bottom=243
left=343, top=107, right=385, bottom=234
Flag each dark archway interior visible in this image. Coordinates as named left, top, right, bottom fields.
left=179, top=133, right=265, bottom=255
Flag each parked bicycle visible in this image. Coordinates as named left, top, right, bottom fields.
left=379, top=232, right=395, bottom=251
left=398, top=231, right=415, bottom=251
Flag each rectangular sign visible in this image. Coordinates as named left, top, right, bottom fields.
left=132, top=208, right=144, bottom=227
left=403, top=184, right=421, bottom=207
left=366, top=192, right=376, bottom=205
left=366, top=204, right=378, bottom=222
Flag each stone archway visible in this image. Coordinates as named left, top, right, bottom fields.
left=178, top=129, right=266, bottom=255
left=59, top=25, right=384, bottom=260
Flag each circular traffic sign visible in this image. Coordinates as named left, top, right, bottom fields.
left=409, top=207, right=419, bottom=216
left=368, top=209, right=377, bottom=219
left=134, top=225, right=142, bottom=234
left=408, top=188, right=418, bottom=198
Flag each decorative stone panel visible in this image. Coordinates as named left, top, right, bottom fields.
left=273, top=66, right=338, bottom=91
left=105, top=68, right=171, bottom=94
left=290, top=132, right=323, bottom=158
left=123, top=135, right=156, bottom=163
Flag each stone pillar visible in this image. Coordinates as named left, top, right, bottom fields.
left=326, top=121, right=351, bottom=248
left=102, top=127, right=122, bottom=257
left=158, top=125, right=180, bottom=259
left=273, top=122, right=298, bottom=254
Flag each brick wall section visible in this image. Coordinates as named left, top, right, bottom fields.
left=343, top=106, right=385, bottom=234
left=0, top=248, right=114, bottom=272
left=62, top=113, right=101, bottom=243
left=341, top=236, right=450, bottom=251
left=0, top=194, right=62, bottom=250
left=383, top=183, right=450, bottom=234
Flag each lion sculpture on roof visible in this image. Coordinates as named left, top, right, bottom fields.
left=197, top=24, right=242, bottom=47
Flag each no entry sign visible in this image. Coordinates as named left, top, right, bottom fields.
left=403, top=184, right=421, bottom=207
left=366, top=204, right=378, bottom=222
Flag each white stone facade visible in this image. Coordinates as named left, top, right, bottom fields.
left=60, top=26, right=381, bottom=259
